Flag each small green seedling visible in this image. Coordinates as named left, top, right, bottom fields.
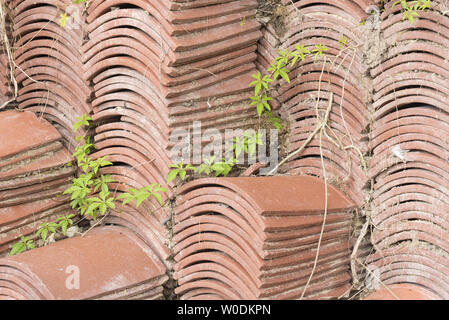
left=248, top=42, right=326, bottom=129
left=167, top=162, right=197, bottom=184
left=59, top=0, right=88, bottom=28
left=311, top=44, right=328, bottom=62
left=231, top=131, right=263, bottom=158
left=338, top=35, right=348, bottom=48
left=392, top=0, right=431, bottom=24
left=210, top=158, right=236, bottom=177
left=36, top=222, right=58, bottom=242
left=9, top=236, right=35, bottom=256
left=10, top=112, right=168, bottom=255
left=117, top=184, right=167, bottom=207
left=197, top=156, right=217, bottom=175
left=56, top=214, right=75, bottom=236
left=84, top=184, right=116, bottom=220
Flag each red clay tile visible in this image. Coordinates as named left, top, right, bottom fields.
left=0, top=111, right=61, bottom=159
left=0, top=226, right=167, bottom=299
left=174, top=176, right=355, bottom=299
left=364, top=283, right=441, bottom=300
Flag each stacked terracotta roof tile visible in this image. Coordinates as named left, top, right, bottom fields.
left=0, top=49, right=10, bottom=106
left=0, top=110, right=75, bottom=257
left=173, top=176, right=355, bottom=299
left=82, top=0, right=262, bottom=265
left=0, top=226, right=168, bottom=299
left=7, top=0, right=92, bottom=149
left=0, top=1, right=13, bottom=107
left=254, top=0, right=378, bottom=290
left=366, top=0, right=449, bottom=299
left=3, top=0, right=449, bottom=301
left=257, top=0, right=377, bottom=207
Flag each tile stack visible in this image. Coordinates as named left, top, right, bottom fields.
left=8, top=0, right=92, bottom=149
left=256, top=0, right=376, bottom=207
left=0, top=1, right=13, bottom=108
left=366, top=244, right=449, bottom=299
left=278, top=0, right=375, bottom=207
left=83, top=0, right=262, bottom=265
left=173, top=175, right=356, bottom=299
left=0, top=226, right=168, bottom=300
left=367, top=0, right=449, bottom=298
left=0, top=110, right=76, bottom=257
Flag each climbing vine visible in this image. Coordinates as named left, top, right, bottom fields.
left=10, top=115, right=167, bottom=256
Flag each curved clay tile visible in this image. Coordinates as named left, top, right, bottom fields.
left=15, top=55, right=86, bottom=85
left=282, top=71, right=365, bottom=110
left=373, top=185, right=449, bottom=212
left=16, top=69, right=89, bottom=100
left=364, top=283, right=441, bottom=300
left=13, top=27, right=81, bottom=50
left=14, top=38, right=84, bottom=70
left=176, top=278, right=242, bottom=300
left=372, top=222, right=449, bottom=252
left=372, top=63, right=449, bottom=93
left=11, top=0, right=67, bottom=14
left=83, top=26, right=164, bottom=63
left=283, top=97, right=365, bottom=136
left=371, top=134, right=449, bottom=163
left=175, top=189, right=265, bottom=232
left=91, top=67, right=165, bottom=104
left=92, top=94, right=166, bottom=125
left=269, top=270, right=351, bottom=299
left=281, top=84, right=368, bottom=128
left=382, top=11, right=449, bottom=40
left=86, top=8, right=173, bottom=43
left=174, top=176, right=355, bottom=299
left=373, top=73, right=449, bottom=101
left=369, top=151, right=449, bottom=180
left=285, top=0, right=368, bottom=20
left=93, top=121, right=171, bottom=167
left=94, top=134, right=167, bottom=174
left=290, top=119, right=366, bottom=152
left=13, top=20, right=82, bottom=47
left=283, top=147, right=366, bottom=184
left=367, top=251, right=449, bottom=292
left=374, top=271, right=448, bottom=299
left=372, top=199, right=449, bottom=227
left=106, top=217, right=170, bottom=264
left=373, top=88, right=449, bottom=113
left=373, top=171, right=449, bottom=201
left=387, top=29, right=449, bottom=49
left=175, top=267, right=258, bottom=299
left=371, top=113, right=449, bottom=141
left=0, top=226, right=168, bottom=300
left=177, top=176, right=355, bottom=214
left=387, top=41, right=449, bottom=62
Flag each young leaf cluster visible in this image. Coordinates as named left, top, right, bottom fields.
left=59, top=0, right=88, bottom=28
left=9, top=214, right=76, bottom=256
left=392, top=0, right=431, bottom=24
left=64, top=115, right=167, bottom=220
left=167, top=130, right=263, bottom=184
left=249, top=43, right=327, bottom=127
left=10, top=114, right=168, bottom=256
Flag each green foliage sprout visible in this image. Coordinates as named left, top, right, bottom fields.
left=392, top=0, right=431, bottom=24
left=9, top=236, right=35, bottom=256
left=248, top=43, right=328, bottom=128
left=59, top=0, right=88, bottom=28
left=10, top=114, right=167, bottom=256
left=167, top=130, right=263, bottom=183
